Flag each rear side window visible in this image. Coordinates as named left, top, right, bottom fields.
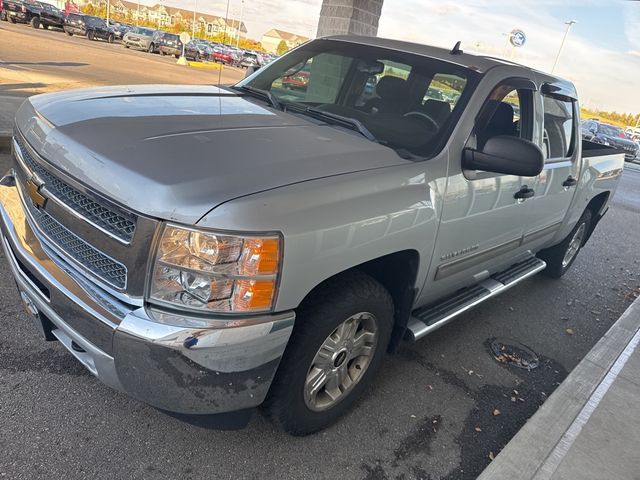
left=543, top=96, right=575, bottom=160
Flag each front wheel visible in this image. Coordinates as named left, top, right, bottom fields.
left=263, top=270, right=393, bottom=435
left=65, top=30, right=72, bottom=36
left=147, top=43, right=154, bottom=53
left=9, top=16, right=17, bottom=24
left=107, top=33, right=114, bottom=44
left=87, top=30, right=94, bottom=41
left=538, top=209, right=592, bottom=278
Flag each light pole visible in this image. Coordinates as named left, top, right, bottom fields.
left=551, top=20, right=577, bottom=74
left=192, top=0, right=197, bottom=38
left=106, top=0, right=110, bottom=25
left=235, top=0, right=244, bottom=48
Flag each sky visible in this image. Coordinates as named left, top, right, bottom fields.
left=143, top=0, right=640, bottom=115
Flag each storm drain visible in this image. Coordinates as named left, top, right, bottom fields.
left=489, top=338, right=539, bottom=370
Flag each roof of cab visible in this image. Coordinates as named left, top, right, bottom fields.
left=322, top=35, right=577, bottom=99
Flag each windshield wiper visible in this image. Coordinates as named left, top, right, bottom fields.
left=232, top=85, right=283, bottom=111
left=302, top=107, right=378, bottom=142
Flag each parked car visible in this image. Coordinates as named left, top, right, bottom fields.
left=581, top=120, right=639, bottom=161
left=189, top=40, right=212, bottom=61
left=281, top=67, right=309, bottom=90
left=64, top=13, right=114, bottom=42
left=239, top=51, right=262, bottom=68
left=146, top=29, right=167, bottom=53
left=212, top=47, right=234, bottom=64
left=2, top=0, right=64, bottom=28
left=158, top=33, right=200, bottom=60
left=3, top=36, right=624, bottom=436
left=121, top=26, right=156, bottom=52
left=108, top=21, right=131, bottom=41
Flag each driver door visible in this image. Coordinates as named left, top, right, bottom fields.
left=422, top=78, right=539, bottom=303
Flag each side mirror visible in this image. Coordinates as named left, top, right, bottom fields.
left=463, top=135, right=544, bottom=177
left=244, top=66, right=256, bottom=78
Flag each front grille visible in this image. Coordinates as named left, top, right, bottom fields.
left=15, top=135, right=136, bottom=243
left=28, top=204, right=127, bottom=289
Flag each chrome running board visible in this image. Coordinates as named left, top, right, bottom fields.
left=407, top=257, right=546, bottom=342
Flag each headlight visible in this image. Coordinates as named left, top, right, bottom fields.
left=148, top=224, right=281, bottom=314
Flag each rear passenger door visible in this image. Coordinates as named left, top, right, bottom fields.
left=523, top=82, right=580, bottom=251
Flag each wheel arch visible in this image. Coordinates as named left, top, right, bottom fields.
left=293, top=249, right=420, bottom=352
left=583, top=191, right=610, bottom=244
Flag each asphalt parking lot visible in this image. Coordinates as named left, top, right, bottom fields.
left=2, top=20, right=640, bottom=480
left=0, top=21, right=244, bottom=95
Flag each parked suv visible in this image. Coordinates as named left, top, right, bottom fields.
left=64, top=13, right=115, bottom=43
left=581, top=120, right=639, bottom=161
left=158, top=33, right=200, bottom=60
left=3, top=36, right=624, bottom=436
left=146, top=30, right=167, bottom=54
left=122, top=26, right=156, bottom=51
left=2, top=0, right=64, bottom=28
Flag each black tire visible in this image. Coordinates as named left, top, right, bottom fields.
left=9, top=16, right=16, bottom=24
left=538, top=209, right=592, bottom=278
left=66, top=30, right=72, bottom=36
left=263, top=270, right=394, bottom=435
left=107, top=33, right=114, bottom=44
left=124, top=44, right=129, bottom=48
left=147, top=43, right=154, bottom=53
left=30, top=16, right=40, bottom=28
left=194, top=53, right=200, bottom=62
left=87, top=30, right=94, bottom=41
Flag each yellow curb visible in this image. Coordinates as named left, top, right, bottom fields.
left=188, top=62, right=223, bottom=70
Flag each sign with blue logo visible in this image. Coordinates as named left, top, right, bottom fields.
left=510, top=29, right=526, bottom=47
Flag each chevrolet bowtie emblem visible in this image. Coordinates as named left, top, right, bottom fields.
left=25, top=179, right=47, bottom=209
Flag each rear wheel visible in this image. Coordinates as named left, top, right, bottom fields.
left=9, top=16, right=16, bottom=24
left=263, top=270, right=393, bottom=435
left=124, top=44, right=129, bottom=48
left=147, top=43, right=154, bottom=53
left=30, top=16, right=40, bottom=28
left=538, top=209, right=592, bottom=278
left=65, top=30, right=72, bottom=36
left=194, top=53, right=200, bottom=62
left=107, top=33, right=114, bottom=44
left=87, top=30, right=94, bottom=41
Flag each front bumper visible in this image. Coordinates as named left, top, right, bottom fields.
left=0, top=167, right=294, bottom=415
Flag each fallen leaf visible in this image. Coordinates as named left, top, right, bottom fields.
left=513, top=390, right=519, bottom=395
left=427, top=385, right=433, bottom=390
left=511, top=396, right=516, bottom=402
left=489, top=451, right=495, bottom=460
left=468, top=370, right=474, bottom=375
left=410, top=414, right=417, bottom=418
left=566, top=328, right=575, bottom=335
left=475, top=426, right=482, bottom=432
left=493, top=409, right=501, bottom=416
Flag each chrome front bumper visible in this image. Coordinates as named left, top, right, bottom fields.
left=0, top=171, right=294, bottom=415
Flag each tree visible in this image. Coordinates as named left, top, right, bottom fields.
left=276, top=40, right=288, bottom=56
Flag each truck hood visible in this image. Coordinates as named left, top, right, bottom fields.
left=16, top=85, right=407, bottom=223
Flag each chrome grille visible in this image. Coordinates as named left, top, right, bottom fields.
left=27, top=203, right=127, bottom=289
left=15, top=135, right=136, bottom=243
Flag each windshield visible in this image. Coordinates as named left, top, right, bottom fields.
left=237, top=39, right=478, bottom=157
left=599, top=124, right=622, bottom=137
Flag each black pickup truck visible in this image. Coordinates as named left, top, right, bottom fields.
left=2, top=0, right=64, bottom=29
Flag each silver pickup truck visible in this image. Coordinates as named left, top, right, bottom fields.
left=0, top=36, right=624, bottom=435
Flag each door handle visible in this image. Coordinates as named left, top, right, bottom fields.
left=562, top=176, right=577, bottom=187
left=514, top=185, right=535, bottom=200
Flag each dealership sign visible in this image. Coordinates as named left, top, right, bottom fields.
left=509, top=29, right=526, bottom=47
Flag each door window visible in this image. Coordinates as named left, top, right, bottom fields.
left=473, top=81, right=534, bottom=151
left=542, top=96, right=575, bottom=160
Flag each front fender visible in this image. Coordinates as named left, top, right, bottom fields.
left=197, top=162, right=445, bottom=312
